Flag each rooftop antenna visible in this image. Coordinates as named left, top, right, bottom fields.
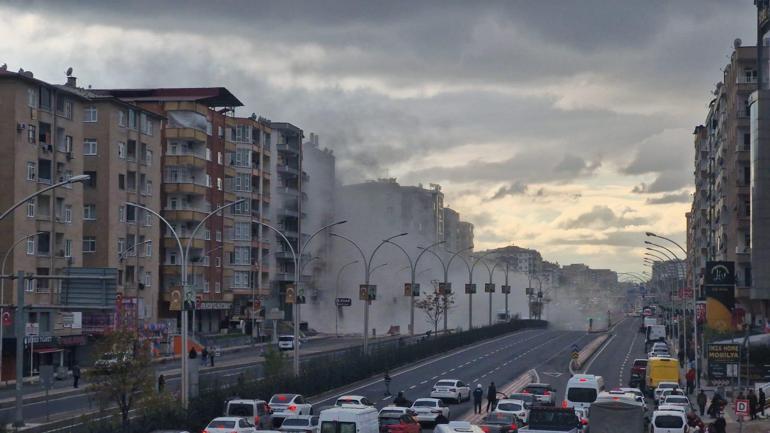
left=66, top=67, right=73, bottom=77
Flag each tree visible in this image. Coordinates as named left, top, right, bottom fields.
left=85, top=329, right=156, bottom=427
left=263, top=346, right=288, bottom=377
left=415, top=290, right=455, bottom=335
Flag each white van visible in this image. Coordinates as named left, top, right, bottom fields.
left=651, top=410, right=687, bottom=433
left=564, top=374, right=605, bottom=409
left=319, top=406, right=379, bottom=433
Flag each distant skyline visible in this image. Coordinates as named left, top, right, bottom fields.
left=0, top=0, right=756, bottom=273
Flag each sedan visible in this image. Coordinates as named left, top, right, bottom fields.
left=379, top=413, right=421, bottom=433
left=278, top=416, right=319, bottom=433
left=493, top=399, right=529, bottom=424
left=411, top=398, right=450, bottom=424
left=662, top=395, right=691, bottom=410
left=335, top=395, right=375, bottom=407
left=479, top=412, right=521, bottom=433
left=522, top=383, right=556, bottom=406
left=204, top=417, right=256, bottom=433
left=430, top=379, right=471, bottom=403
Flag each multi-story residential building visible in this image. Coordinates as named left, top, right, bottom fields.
left=271, top=122, right=306, bottom=318
left=80, top=86, right=163, bottom=328
left=481, top=245, right=543, bottom=275
left=688, top=124, right=712, bottom=295
left=443, top=207, right=475, bottom=252
left=94, top=87, right=244, bottom=334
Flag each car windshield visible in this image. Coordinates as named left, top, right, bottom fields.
left=483, top=414, right=516, bottom=424
left=496, top=403, right=523, bottom=411
left=282, top=418, right=310, bottom=427
left=666, top=397, right=688, bottom=404
left=208, top=420, right=236, bottom=429
left=271, top=394, right=295, bottom=404
left=279, top=336, right=294, bottom=341
left=567, top=388, right=597, bottom=403
left=436, top=381, right=456, bottom=387
left=655, top=415, right=684, bottom=428
left=379, top=418, right=401, bottom=425
left=337, top=399, right=360, bottom=405
left=413, top=401, right=436, bottom=407
left=380, top=410, right=403, bottom=417
left=507, top=394, right=534, bottom=403
left=227, top=403, right=254, bottom=416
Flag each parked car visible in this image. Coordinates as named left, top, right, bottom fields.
left=479, top=412, right=521, bottom=433
left=224, top=398, right=271, bottom=429
left=410, top=398, right=450, bottom=424
left=493, top=399, right=529, bottom=424
left=270, top=394, right=313, bottom=427
left=378, top=411, right=421, bottom=433
left=522, top=383, right=556, bottom=406
left=430, top=379, right=471, bottom=403
left=335, top=395, right=375, bottom=407
left=204, top=417, right=257, bottom=433
left=279, top=415, right=319, bottom=433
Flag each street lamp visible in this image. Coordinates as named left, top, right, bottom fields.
left=645, top=232, right=687, bottom=256
left=127, top=199, right=244, bottom=409
left=0, top=174, right=90, bottom=222
left=0, top=232, right=43, bottom=382
left=477, top=258, right=503, bottom=326
left=443, top=250, right=490, bottom=331
left=335, top=260, right=359, bottom=337
left=331, top=232, right=407, bottom=353
left=418, top=246, right=473, bottom=332
left=383, top=240, right=445, bottom=336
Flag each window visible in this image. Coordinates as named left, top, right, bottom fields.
left=26, top=238, right=35, bottom=255
left=217, top=152, right=223, bottom=165
left=127, top=140, right=136, bottom=160
left=128, top=109, right=137, bottom=129
left=58, top=99, right=73, bottom=119
left=83, top=139, right=97, bottom=155
left=203, top=280, right=210, bottom=293
left=233, top=271, right=249, bottom=287
left=145, top=241, right=153, bottom=257
left=144, top=271, right=152, bottom=287
left=205, top=174, right=212, bottom=188
left=127, top=171, right=137, bottom=191
left=215, top=282, right=221, bottom=293
left=83, top=106, right=98, bottom=122
left=233, top=247, right=250, bottom=265
left=24, top=279, right=34, bottom=292
left=126, top=205, right=136, bottom=223
left=82, top=236, right=96, bottom=253
left=204, top=229, right=211, bottom=240
left=84, top=171, right=97, bottom=188
left=118, top=174, right=125, bottom=190
left=145, top=180, right=152, bottom=196
left=26, top=162, right=36, bottom=181
left=64, top=239, right=72, bottom=258
left=144, top=211, right=152, bottom=227
left=27, top=88, right=37, bottom=108
left=206, top=120, right=212, bottom=136
left=118, top=205, right=125, bottom=222
left=234, top=222, right=250, bottom=240
left=218, top=126, right=223, bottom=138
left=216, top=230, right=222, bottom=242
left=169, top=251, right=177, bottom=265
left=117, top=238, right=125, bottom=254
left=117, top=142, right=126, bottom=159
left=118, top=110, right=126, bottom=127
left=27, top=125, right=36, bottom=144
left=215, top=256, right=222, bottom=267
left=65, top=135, right=73, bottom=153
left=26, top=201, right=35, bottom=218
left=64, top=205, right=72, bottom=223
left=217, top=177, right=223, bottom=191
left=39, top=87, right=51, bottom=110
left=205, top=148, right=212, bottom=161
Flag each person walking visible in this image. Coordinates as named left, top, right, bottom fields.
left=72, top=364, right=81, bottom=389
left=473, top=384, right=483, bottom=414
left=686, top=367, right=696, bottom=395
left=697, top=389, right=707, bottom=416
left=760, top=388, right=766, bottom=417
left=201, top=346, right=209, bottom=364
left=486, top=382, right=497, bottom=413
left=384, top=370, right=392, bottom=396
left=210, top=348, right=215, bottom=366
left=711, top=416, right=727, bottom=433
left=749, top=389, right=758, bottom=420
left=157, top=374, right=165, bottom=393
left=189, top=347, right=197, bottom=359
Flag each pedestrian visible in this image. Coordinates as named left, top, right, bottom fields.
left=749, top=389, right=758, bottom=420
left=384, top=370, right=392, bottom=396
left=201, top=346, right=209, bottom=364
left=210, top=349, right=215, bottom=367
left=189, top=347, right=197, bottom=359
left=760, top=388, right=766, bottom=417
left=473, top=384, right=483, bottom=414
left=72, top=364, right=81, bottom=389
left=157, top=374, right=165, bottom=393
left=486, top=382, right=497, bottom=413
left=711, top=416, right=727, bottom=433
left=697, top=389, right=707, bottom=416
left=686, top=367, right=696, bottom=395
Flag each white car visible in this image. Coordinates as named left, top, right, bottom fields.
left=269, top=394, right=313, bottom=426
left=651, top=410, right=687, bottom=433
left=654, top=382, right=680, bottom=403
left=378, top=406, right=417, bottom=417
left=278, top=415, right=319, bottom=433
left=335, top=395, right=375, bottom=407
left=433, top=421, right=484, bottom=433
left=204, top=417, right=257, bottom=433
left=410, top=398, right=450, bottom=423
left=278, top=335, right=299, bottom=351
left=662, top=395, right=691, bottom=410
left=430, top=379, right=471, bottom=403
left=657, top=404, right=686, bottom=414
left=658, top=389, right=685, bottom=406
left=493, top=399, right=529, bottom=424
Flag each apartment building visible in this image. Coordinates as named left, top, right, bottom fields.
left=443, top=207, right=474, bottom=252
left=79, top=87, right=163, bottom=328
left=94, top=87, right=244, bottom=334
left=688, top=125, right=712, bottom=295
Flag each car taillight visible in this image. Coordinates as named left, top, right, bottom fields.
left=202, top=430, right=208, bottom=433
left=481, top=427, right=490, bottom=433
left=581, top=419, right=588, bottom=425
left=562, top=400, right=568, bottom=408
left=289, top=404, right=297, bottom=411
left=510, top=424, right=518, bottom=431
left=522, top=390, right=529, bottom=394
left=255, top=415, right=260, bottom=424
left=543, top=390, right=550, bottom=396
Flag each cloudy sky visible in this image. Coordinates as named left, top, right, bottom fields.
left=0, top=1, right=756, bottom=274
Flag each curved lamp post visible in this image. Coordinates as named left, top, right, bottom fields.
left=335, top=260, right=359, bottom=337
left=418, top=246, right=473, bottom=332
left=478, top=258, right=503, bottom=326
left=443, top=250, right=490, bottom=330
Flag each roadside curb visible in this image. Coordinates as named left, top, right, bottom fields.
left=462, top=369, right=538, bottom=424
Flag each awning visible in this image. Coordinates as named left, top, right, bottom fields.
left=33, top=348, right=64, bottom=354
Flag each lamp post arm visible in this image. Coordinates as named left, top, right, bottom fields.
left=331, top=233, right=368, bottom=277
left=648, top=233, right=688, bottom=257
left=384, top=240, right=414, bottom=276
left=185, top=200, right=245, bottom=277
left=127, top=202, right=183, bottom=270
left=0, top=176, right=88, bottom=221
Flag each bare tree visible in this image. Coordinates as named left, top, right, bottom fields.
left=86, top=329, right=155, bottom=427
left=415, top=284, right=455, bottom=336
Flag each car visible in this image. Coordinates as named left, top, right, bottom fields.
left=629, top=359, right=648, bottom=387
left=279, top=415, right=320, bottom=433
left=651, top=342, right=669, bottom=351
left=522, top=383, right=556, bottom=406
left=479, top=412, right=521, bottom=433
left=319, top=406, right=379, bottom=433
left=657, top=389, right=685, bottom=407
left=224, top=398, right=272, bottom=429
left=270, top=394, right=313, bottom=427
left=656, top=404, right=686, bottom=414
left=651, top=410, right=687, bottom=433
left=335, top=395, right=375, bottom=407
left=493, top=399, right=529, bottom=424
left=93, top=351, right=132, bottom=371
left=661, top=395, right=690, bottom=410
left=505, top=393, right=536, bottom=409
left=430, top=379, right=471, bottom=403
left=410, top=398, right=450, bottom=424
left=648, top=350, right=671, bottom=359
left=433, top=421, right=484, bottom=433
left=378, top=412, right=421, bottom=433
left=279, top=335, right=299, bottom=351
left=378, top=406, right=417, bottom=418
left=653, top=382, right=680, bottom=403
left=204, top=416, right=257, bottom=433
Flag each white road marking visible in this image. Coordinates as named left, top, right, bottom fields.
left=420, top=380, right=428, bottom=384
left=409, top=385, right=416, bottom=390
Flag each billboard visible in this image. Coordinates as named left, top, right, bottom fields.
left=704, top=261, right=735, bottom=331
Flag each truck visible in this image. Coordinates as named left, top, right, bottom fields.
left=645, top=324, right=666, bottom=351
left=640, top=316, right=657, bottom=333
left=519, top=406, right=581, bottom=433
left=587, top=393, right=646, bottom=433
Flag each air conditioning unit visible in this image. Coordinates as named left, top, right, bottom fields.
left=16, top=122, right=26, bottom=131
left=66, top=152, right=73, bottom=160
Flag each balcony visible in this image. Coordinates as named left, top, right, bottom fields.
left=162, top=176, right=209, bottom=196
left=165, top=127, right=207, bottom=142
left=277, top=165, right=299, bottom=175
left=736, top=246, right=751, bottom=255
left=276, top=143, right=299, bottom=155
left=164, top=154, right=207, bottom=169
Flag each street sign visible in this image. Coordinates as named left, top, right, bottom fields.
left=501, top=285, right=511, bottom=294
left=404, top=283, right=420, bottom=297
left=438, top=282, right=451, bottom=295
left=368, top=285, right=377, bottom=301
left=571, top=351, right=580, bottom=360
left=335, top=297, right=352, bottom=307
left=484, top=283, right=495, bottom=293
left=285, top=286, right=296, bottom=304
left=736, top=399, right=750, bottom=416
left=297, top=287, right=306, bottom=304
left=525, top=287, right=534, bottom=295
left=465, top=283, right=477, bottom=294
left=359, top=284, right=376, bottom=300
left=25, top=322, right=39, bottom=336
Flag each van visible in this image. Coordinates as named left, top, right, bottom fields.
left=564, top=374, right=605, bottom=410
left=646, top=325, right=666, bottom=343
left=646, top=357, right=680, bottom=390
left=224, top=398, right=271, bottom=429
left=319, top=406, right=379, bottom=433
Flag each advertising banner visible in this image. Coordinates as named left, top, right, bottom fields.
left=704, top=261, right=735, bottom=331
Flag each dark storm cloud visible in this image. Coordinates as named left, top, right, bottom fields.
left=646, top=191, right=692, bottom=205
left=560, top=206, right=649, bottom=230
left=488, top=182, right=529, bottom=201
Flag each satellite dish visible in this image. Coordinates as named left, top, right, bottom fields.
left=734, top=38, right=742, bottom=49
left=66, top=67, right=73, bottom=77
